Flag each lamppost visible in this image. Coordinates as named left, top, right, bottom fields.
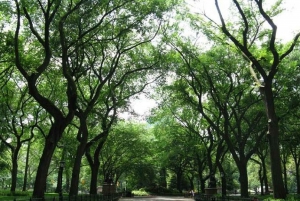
left=58, top=161, right=65, bottom=201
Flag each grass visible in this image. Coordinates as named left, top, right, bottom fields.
left=0, top=190, right=63, bottom=201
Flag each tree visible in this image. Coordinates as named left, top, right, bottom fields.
left=162, top=40, right=267, bottom=197
left=7, top=0, right=179, bottom=197
left=99, top=122, right=152, bottom=188
left=0, top=78, right=38, bottom=192
left=197, top=1, right=300, bottom=198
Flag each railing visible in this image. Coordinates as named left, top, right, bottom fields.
left=10, top=193, right=122, bottom=201
left=194, top=195, right=253, bottom=201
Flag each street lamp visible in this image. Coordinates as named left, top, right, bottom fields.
left=58, top=161, right=65, bottom=201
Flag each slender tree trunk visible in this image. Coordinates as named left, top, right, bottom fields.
left=296, top=163, right=300, bottom=194
left=260, top=84, right=286, bottom=198
left=86, top=137, right=107, bottom=194
left=262, top=157, right=269, bottom=194
left=257, top=165, right=264, bottom=195
left=10, top=147, right=19, bottom=192
left=69, top=117, right=89, bottom=196
left=23, top=142, right=30, bottom=191
left=69, top=141, right=86, bottom=196
left=282, top=158, right=288, bottom=194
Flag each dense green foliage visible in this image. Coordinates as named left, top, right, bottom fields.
left=0, top=0, right=300, bottom=200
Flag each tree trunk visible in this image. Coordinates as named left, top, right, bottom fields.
left=238, top=163, right=249, bottom=198
left=10, top=141, right=22, bottom=193
left=10, top=147, right=19, bottom=192
left=262, top=156, right=269, bottom=194
left=22, top=141, right=30, bottom=191
left=282, top=158, right=288, bottom=194
left=200, top=178, right=205, bottom=193
left=86, top=134, right=108, bottom=195
left=258, top=165, right=264, bottom=195
left=296, top=163, right=300, bottom=194
left=260, top=84, right=286, bottom=198
left=160, top=168, right=167, bottom=188
left=69, top=141, right=87, bottom=196
left=89, top=159, right=100, bottom=194
left=176, top=171, right=183, bottom=193
left=32, top=123, right=66, bottom=198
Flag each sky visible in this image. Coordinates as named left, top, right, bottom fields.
left=127, top=0, right=300, bottom=119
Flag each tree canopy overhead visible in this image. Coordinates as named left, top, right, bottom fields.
left=1, top=0, right=300, bottom=199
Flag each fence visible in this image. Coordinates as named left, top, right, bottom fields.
left=11, top=193, right=122, bottom=201
left=195, top=194, right=300, bottom=201
left=194, top=195, right=254, bottom=201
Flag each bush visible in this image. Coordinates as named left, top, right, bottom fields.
left=132, top=189, right=149, bottom=196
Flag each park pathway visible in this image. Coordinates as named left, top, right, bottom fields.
left=120, top=196, right=194, bottom=201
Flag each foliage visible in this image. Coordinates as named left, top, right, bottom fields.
left=131, top=189, right=149, bottom=196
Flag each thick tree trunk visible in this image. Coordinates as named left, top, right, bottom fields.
left=176, top=171, right=183, bottom=193
left=32, top=138, right=59, bottom=198
left=200, top=179, right=205, bottom=193
left=260, top=84, right=286, bottom=199
left=32, top=122, right=67, bottom=198
left=238, top=163, right=249, bottom=198
left=89, top=160, right=100, bottom=194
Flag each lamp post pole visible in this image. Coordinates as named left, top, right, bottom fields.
left=58, top=161, right=65, bottom=201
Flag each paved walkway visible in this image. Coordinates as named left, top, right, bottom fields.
left=120, top=196, right=194, bottom=201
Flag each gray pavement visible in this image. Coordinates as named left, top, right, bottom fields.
left=120, top=196, right=194, bottom=201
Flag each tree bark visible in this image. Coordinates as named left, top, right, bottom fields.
left=89, top=159, right=100, bottom=194
left=176, top=171, right=183, bottom=193
left=237, top=162, right=249, bottom=198
left=86, top=136, right=107, bottom=194
left=262, top=157, right=269, bottom=194
left=10, top=146, right=20, bottom=192
left=22, top=142, right=30, bottom=191
left=296, top=162, right=300, bottom=194
left=69, top=138, right=87, bottom=196
left=32, top=122, right=68, bottom=198
left=260, top=84, right=286, bottom=198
